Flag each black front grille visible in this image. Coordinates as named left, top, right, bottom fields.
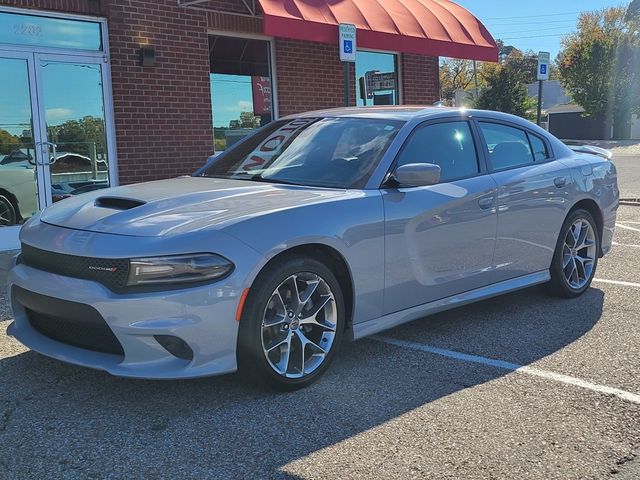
left=19, top=243, right=130, bottom=292
left=13, top=286, right=124, bottom=356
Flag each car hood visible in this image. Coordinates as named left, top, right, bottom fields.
left=39, top=176, right=352, bottom=237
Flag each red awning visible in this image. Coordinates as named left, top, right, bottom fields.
left=258, top=0, right=498, bottom=62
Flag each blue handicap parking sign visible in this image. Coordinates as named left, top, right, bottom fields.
left=540, top=64, right=547, bottom=75
left=343, top=40, right=353, bottom=54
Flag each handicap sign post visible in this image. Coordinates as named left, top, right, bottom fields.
left=339, top=23, right=357, bottom=106
left=536, top=51, right=551, bottom=126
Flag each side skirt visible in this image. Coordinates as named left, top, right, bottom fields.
left=352, top=270, right=551, bottom=340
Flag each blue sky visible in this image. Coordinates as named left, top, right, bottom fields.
left=455, top=0, right=628, bottom=59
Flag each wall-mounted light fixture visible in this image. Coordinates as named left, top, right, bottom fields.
left=139, top=46, right=156, bottom=67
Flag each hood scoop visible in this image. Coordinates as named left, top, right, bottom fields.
left=94, top=196, right=146, bottom=211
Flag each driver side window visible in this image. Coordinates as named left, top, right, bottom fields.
left=396, top=121, right=479, bottom=182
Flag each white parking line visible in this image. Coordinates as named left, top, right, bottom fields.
left=373, top=336, right=640, bottom=405
left=613, top=242, right=640, bottom=248
left=593, top=278, right=640, bottom=288
left=617, top=223, right=640, bottom=233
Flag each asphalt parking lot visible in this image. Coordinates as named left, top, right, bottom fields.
left=0, top=204, right=639, bottom=479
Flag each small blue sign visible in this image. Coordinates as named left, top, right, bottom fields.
left=343, top=40, right=353, bottom=54
left=540, top=64, right=547, bottom=75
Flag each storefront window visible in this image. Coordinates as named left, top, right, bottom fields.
left=209, top=35, right=273, bottom=151
left=0, top=11, right=102, bottom=51
left=356, top=51, right=399, bottom=107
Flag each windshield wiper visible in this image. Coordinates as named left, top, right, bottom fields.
left=248, top=174, right=301, bottom=186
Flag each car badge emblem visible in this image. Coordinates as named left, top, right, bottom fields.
left=88, top=266, right=118, bottom=273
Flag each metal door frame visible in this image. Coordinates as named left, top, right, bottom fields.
left=0, top=49, right=49, bottom=212
left=33, top=51, right=118, bottom=207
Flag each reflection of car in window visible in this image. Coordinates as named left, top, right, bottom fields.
left=0, top=163, right=38, bottom=226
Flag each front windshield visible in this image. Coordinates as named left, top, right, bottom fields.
left=202, top=117, right=403, bottom=189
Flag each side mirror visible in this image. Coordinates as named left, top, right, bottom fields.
left=392, top=163, right=441, bottom=187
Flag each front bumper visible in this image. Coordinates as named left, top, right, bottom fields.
left=6, top=221, right=265, bottom=379
left=7, top=265, right=245, bottom=379
left=8, top=263, right=244, bottom=379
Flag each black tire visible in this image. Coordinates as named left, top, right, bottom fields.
left=0, top=195, right=17, bottom=227
left=237, top=255, right=345, bottom=391
left=546, top=208, right=600, bottom=298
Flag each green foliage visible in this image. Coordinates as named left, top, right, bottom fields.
left=47, top=116, right=106, bottom=157
left=475, top=48, right=538, bottom=119
left=0, top=129, right=21, bottom=155
left=439, top=59, right=477, bottom=104
left=557, top=7, right=640, bottom=137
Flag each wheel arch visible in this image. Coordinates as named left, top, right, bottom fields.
left=250, top=243, right=356, bottom=336
left=569, top=198, right=604, bottom=257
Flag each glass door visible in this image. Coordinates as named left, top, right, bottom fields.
left=0, top=52, right=44, bottom=227
left=35, top=54, right=112, bottom=206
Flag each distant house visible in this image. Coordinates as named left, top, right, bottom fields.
left=547, top=104, right=608, bottom=140
left=548, top=104, right=640, bottom=140
left=526, top=80, right=571, bottom=110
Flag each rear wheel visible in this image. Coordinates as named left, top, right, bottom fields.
left=546, top=209, right=599, bottom=298
left=238, top=255, right=345, bottom=390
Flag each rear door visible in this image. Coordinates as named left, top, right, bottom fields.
left=476, top=120, right=571, bottom=281
left=382, top=119, right=499, bottom=314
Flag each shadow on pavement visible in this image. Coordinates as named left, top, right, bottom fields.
left=0, top=286, right=604, bottom=479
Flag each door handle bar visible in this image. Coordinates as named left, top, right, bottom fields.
left=36, top=141, right=57, bottom=166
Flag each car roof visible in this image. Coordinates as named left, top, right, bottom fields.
left=282, top=106, right=533, bottom=125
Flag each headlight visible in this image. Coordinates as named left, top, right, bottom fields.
left=127, top=254, right=234, bottom=286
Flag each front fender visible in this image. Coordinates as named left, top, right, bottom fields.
left=223, top=192, right=385, bottom=324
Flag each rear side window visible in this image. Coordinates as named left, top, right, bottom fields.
left=396, top=121, right=479, bottom=182
left=528, top=133, right=550, bottom=161
left=479, top=122, right=534, bottom=170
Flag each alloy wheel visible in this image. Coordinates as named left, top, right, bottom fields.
left=261, top=272, right=337, bottom=378
left=562, top=218, right=597, bottom=290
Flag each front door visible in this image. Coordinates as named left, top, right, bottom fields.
left=35, top=54, right=113, bottom=206
left=0, top=9, right=115, bottom=248
left=382, top=120, right=498, bottom=314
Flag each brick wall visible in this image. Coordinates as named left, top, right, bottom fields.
left=401, top=54, right=440, bottom=105
left=1, top=0, right=214, bottom=185
left=104, top=0, right=213, bottom=184
left=275, top=38, right=356, bottom=117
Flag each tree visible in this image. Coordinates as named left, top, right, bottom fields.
left=0, top=129, right=21, bottom=155
left=474, top=46, right=538, bottom=119
left=557, top=7, right=639, bottom=138
left=626, top=0, right=640, bottom=22
left=47, top=116, right=106, bottom=157
left=475, top=63, right=536, bottom=119
left=439, top=59, right=477, bottom=104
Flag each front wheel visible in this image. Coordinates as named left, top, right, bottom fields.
left=546, top=209, right=600, bottom=298
left=237, top=255, right=345, bottom=390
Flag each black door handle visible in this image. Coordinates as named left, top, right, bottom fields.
left=554, top=177, right=567, bottom=188
left=478, top=196, right=494, bottom=210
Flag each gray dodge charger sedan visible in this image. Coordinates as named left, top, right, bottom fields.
left=7, top=107, right=618, bottom=390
